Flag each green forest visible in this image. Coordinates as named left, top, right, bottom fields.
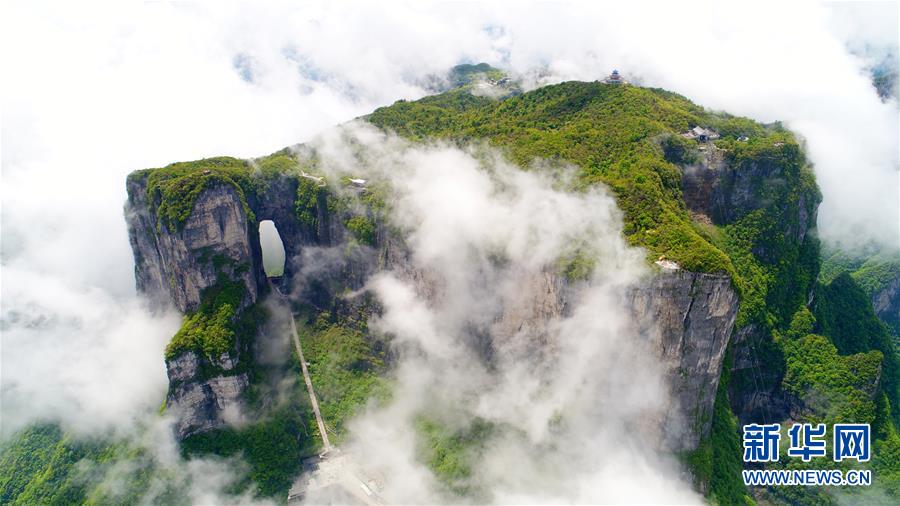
left=3, top=72, right=897, bottom=505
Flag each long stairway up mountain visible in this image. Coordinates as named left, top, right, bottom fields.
left=272, top=281, right=332, bottom=452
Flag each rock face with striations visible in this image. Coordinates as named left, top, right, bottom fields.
left=126, top=150, right=749, bottom=448
left=629, top=269, right=739, bottom=450
left=166, top=351, right=249, bottom=439
left=126, top=178, right=264, bottom=313
left=126, top=169, right=742, bottom=448
left=126, top=176, right=264, bottom=438
left=682, top=143, right=821, bottom=425
left=126, top=170, right=350, bottom=440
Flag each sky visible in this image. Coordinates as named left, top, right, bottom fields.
left=0, top=0, right=897, bottom=501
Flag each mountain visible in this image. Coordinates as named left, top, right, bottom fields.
left=3, top=73, right=898, bottom=505
left=820, top=244, right=900, bottom=337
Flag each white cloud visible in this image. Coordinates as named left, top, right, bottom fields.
left=0, top=266, right=180, bottom=436
left=0, top=0, right=896, bottom=500
left=298, top=126, right=695, bottom=503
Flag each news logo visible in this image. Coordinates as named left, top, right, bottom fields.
left=742, top=423, right=781, bottom=463
left=833, top=424, right=871, bottom=462
left=741, top=423, right=870, bottom=463
left=741, top=423, right=873, bottom=487
left=787, top=423, right=827, bottom=462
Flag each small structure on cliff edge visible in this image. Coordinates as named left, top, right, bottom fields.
left=603, top=69, right=626, bottom=84
left=655, top=256, right=681, bottom=271
left=682, top=126, right=720, bottom=142
left=301, top=170, right=326, bottom=186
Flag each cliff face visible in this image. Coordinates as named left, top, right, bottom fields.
left=682, top=143, right=816, bottom=248
left=126, top=172, right=740, bottom=449
left=629, top=270, right=739, bottom=450
left=682, top=143, right=821, bottom=424
left=128, top=166, right=375, bottom=438
left=127, top=142, right=820, bottom=454
left=126, top=177, right=263, bottom=313
left=872, top=275, right=900, bottom=333
left=166, top=351, right=248, bottom=439
left=127, top=168, right=353, bottom=438
left=124, top=82, right=826, bottom=455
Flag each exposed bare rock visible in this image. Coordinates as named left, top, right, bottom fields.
left=489, top=268, right=568, bottom=362
left=375, top=251, right=738, bottom=452
left=166, top=351, right=249, bottom=439
left=127, top=171, right=740, bottom=449
left=629, top=269, right=739, bottom=450
left=681, top=144, right=818, bottom=256
left=126, top=178, right=263, bottom=313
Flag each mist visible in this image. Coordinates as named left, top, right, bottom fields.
left=295, top=125, right=699, bottom=503
left=1, top=1, right=896, bottom=503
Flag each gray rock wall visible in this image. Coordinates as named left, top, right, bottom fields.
left=166, top=351, right=249, bottom=439
left=127, top=173, right=740, bottom=448
left=629, top=269, right=739, bottom=450
left=126, top=176, right=265, bottom=439
left=872, top=275, right=900, bottom=334
left=126, top=177, right=263, bottom=313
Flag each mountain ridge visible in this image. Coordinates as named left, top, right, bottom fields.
left=3, top=74, right=898, bottom=505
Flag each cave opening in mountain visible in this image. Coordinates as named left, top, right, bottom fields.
left=258, top=220, right=286, bottom=278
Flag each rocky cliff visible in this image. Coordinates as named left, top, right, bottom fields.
left=873, top=275, right=900, bottom=332
left=124, top=82, right=825, bottom=459
left=681, top=141, right=816, bottom=250
left=126, top=179, right=263, bottom=313
left=113, top=76, right=900, bottom=506
left=126, top=164, right=741, bottom=449
left=127, top=170, right=303, bottom=438
left=681, top=141, right=821, bottom=425
left=629, top=269, right=739, bottom=450
left=166, top=351, right=248, bottom=438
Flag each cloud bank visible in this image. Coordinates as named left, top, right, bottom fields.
left=0, top=0, right=896, bottom=502
left=299, top=125, right=697, bottom=503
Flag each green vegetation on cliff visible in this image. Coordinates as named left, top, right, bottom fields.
left=446, top=63, right=507, bottom=88
left=874, top=432, right=900, bottom=497
left=820, top=247, right=900, bottom=308
left=298, top=312, right=390, bottom=443
left=180, top=402, right=311, bottom=497
left=781, top=333, right=882, bottom=424
left=367, top=81, right=811, bottom=276
left=178, top=305, right=317, bottom=498
left=0, top=425, right=159, bottom=505
left=715, top=141, right=820, bottom=329
left=369, top=80, right=842, bottom=504
left=814, top=274, right=899, bottom=423
left=118, top=75, right=897, bottom=503
left=0, top=398, right=313, bottom=503
left=132, top=157, right=256, bottom=232
left=0, top=424, right=104, bottom=505
left=129, top=152, right=300, bottom=232
left=748, top=300, right=900, bottom=503
left=415, top=416, right=493, bottom=497
left=820, top=245, right=900, bottom=334
left=165, top=278, right=248, bottom=360
left=369, top=81, right=842, bottom=504
left=295, top=176, right=326, bottom=229
left=815, top=274, right=894, bottom=355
